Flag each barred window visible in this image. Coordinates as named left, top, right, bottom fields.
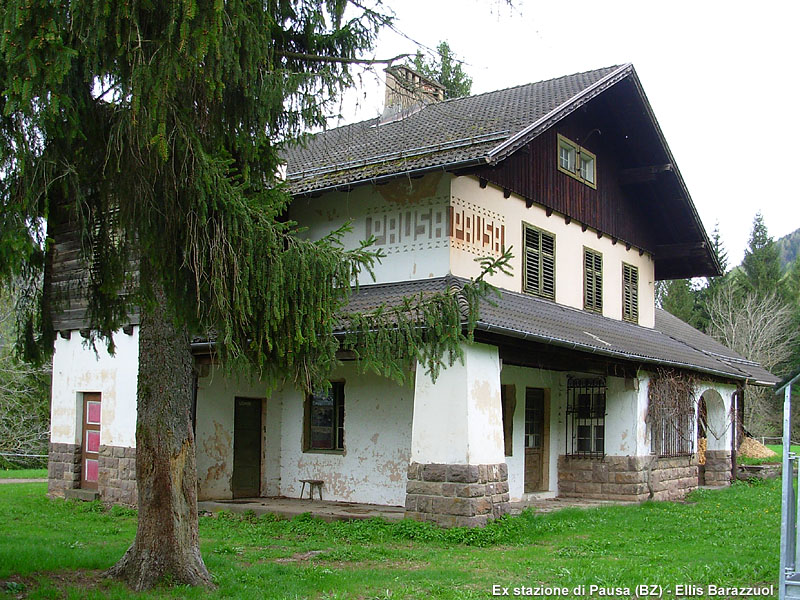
left=622, top=263, right=638, bottom=323
left=647, top=373, right=695, bottom=457
left=583, top=248, right=603, bottom=313
left=523, top=225, right=555, bottom=300
left=566, top=377, right=606, bottom=457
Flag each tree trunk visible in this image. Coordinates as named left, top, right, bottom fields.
left=105, top=279, right=212, bottom=590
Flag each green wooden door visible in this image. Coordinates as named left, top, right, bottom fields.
left=232, top=397, right=262, bottom=498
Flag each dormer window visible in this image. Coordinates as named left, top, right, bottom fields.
left=557, top=134, right=596, bottom=189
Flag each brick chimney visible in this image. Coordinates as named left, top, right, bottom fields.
left=381, top=65, right=445, bottom=123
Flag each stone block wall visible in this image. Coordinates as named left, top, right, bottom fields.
left=558, top=455, right=699, bottom=502
left=47, top=443, right=137, bottom=505
left=703, top=450, right=732, bottom=487
left=47, top=442, right=81, bottom=497
left=98, top=445, right=138, bottom=506
left=404, top=462, right=510, bottom=527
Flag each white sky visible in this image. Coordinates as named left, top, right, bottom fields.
left=334, top=0, right=800, bottom=267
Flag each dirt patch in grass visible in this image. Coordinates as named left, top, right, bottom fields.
left=274, top=550, right=327, bottom=563
left=2, top=568, right=105, bottom=598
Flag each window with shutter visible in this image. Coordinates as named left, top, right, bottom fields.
left=622, top=263, right=639, bottom=323
left=523, top=225, right=555, bottom=300
left=583, top=248, right=603, bottom=313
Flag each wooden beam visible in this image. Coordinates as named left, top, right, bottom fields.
left=503, top=188, right=511, bottom=199
left=619, top=163, right=673, bottom=185
left=564, top=215, right=571, bottom=225
left=655, top=241, right=707, bottom=260
left=525, top=198, right=534, bottom=209
left=545, top=207, right=553, bottom=217
left=479, top=177, right=488, bottom=188
left=581, top=223, right=588, bottom=232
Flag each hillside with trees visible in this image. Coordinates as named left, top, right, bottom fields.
left=777, top=227, right=800, bottom=270
left=658, top=214, right=800, bottom=437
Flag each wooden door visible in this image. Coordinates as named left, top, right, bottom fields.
left=232, top=397, right=262, bottom=498
left=524, top=388, right=546, bottom=493
left=81, top=393, right=102, bottom=490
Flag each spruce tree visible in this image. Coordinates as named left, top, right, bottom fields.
left=413, top=41, right=472, bottom=99
left=0, top=1, right=509, bottom=589
left=739, top=212, right=784, bottom=299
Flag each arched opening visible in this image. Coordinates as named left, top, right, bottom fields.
left=697, top=389, right=730, bottom=487
left=697, top=396, right=708, bottom=484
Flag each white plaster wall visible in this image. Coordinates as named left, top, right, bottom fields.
left=450, top=176, right=657, bottom=328
left=195, top=371, right=275, bottom=501
left=289, top=173, right=452, bottom=285
left=278, top=364, right=414, bottom=506
left=604, top=376, right=648, bottom=457
left=410, top=342, right=504, bottom=466
left=50, top=328, right=139, bottom=448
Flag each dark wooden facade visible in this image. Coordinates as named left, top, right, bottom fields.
left=46, top=201, right=139, bottom=334
left=468, top=77, right=719, bottom=280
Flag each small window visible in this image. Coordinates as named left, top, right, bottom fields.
left=304, top=382, right=345, bottom=452
left=559, top=141, right=576, bottom=172
left=523, top=224, right=555, bottom=300
left=580, top=154, right=595, bottom=184
left=622, top=263, right=639, bottom=323
left=583, top=248, right=603, bottom=313
left=557, top=134, right=597, bottom=188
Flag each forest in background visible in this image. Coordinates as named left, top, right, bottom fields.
left=658, top=214, right=800, bottom=437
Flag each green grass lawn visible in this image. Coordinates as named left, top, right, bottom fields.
left=0, top=468, right=47, bottom=479
left=0, top=479, right=780, bottom=599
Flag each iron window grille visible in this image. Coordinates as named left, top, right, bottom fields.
left=566, top=377, right=606, bottom=458
left=650, top=411, right=694, bottom=457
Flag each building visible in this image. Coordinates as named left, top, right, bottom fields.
left=47, top=64, right=777, bottom=527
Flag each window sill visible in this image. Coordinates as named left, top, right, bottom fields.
left=302, top=448, right=346, bottom=456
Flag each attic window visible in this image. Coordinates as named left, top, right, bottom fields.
left=557, top=134, right=597, bottom=189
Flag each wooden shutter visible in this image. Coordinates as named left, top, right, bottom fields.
left=583, top=248, right=602, bottom=313
left=524, top=226, right=555, bottom=300
left=623, top=263, right=639, bottom=322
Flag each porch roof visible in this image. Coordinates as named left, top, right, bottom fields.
left=340, top=277, right=779, bottom=385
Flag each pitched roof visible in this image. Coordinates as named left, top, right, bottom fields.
left=340, top=277, right=779, bottom=385
left=284, top=65, right=628, bottom=195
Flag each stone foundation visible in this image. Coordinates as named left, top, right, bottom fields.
left=404, top=462, right=510, bottom=527
left=47, top=443, right=137, bottom=505
left=98, top=445, right=138, bottom=506
left=703, top=450, right=732, bottom=487
left=558, top=455, right=699, bottom=502
left=47, top=442, right=81, bottom=497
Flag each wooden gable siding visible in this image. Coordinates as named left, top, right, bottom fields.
left=46, top=201, right=140, bottom=333
left=470, top=109, right=658, bottom=253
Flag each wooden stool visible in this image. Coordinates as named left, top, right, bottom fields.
left=299, top=479, right=324, bottom=500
